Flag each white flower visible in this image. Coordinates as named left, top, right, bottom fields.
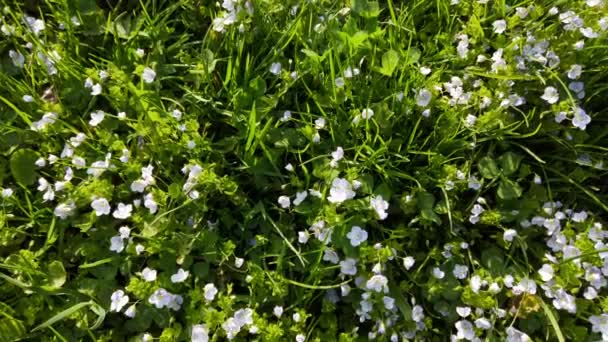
left=124, top=304, right=137, bottom=318
left=204, top=283, right=218, bottom=302
left=366, top=274, right=389, bottom=293
left=234, top=308, right=254, bottom=327
left=416, top=88, right=432, bottom=107
left=284, top=163, right=294, bottom=172
left=453, top=264, right=468, bottom=279
left=586, top=0, right=603, bottom=6
left=475, top=318, right=491, bottom=330
left=280, top=110, right=291, bottom=122
left=9, top=50, right=24, bottom=67
left=295, top=334, right=305, bottom=342
left=148, top=288, right=178, bottom=309
left=420, top=66, right=432, bottom=75
left=298, top=231, right=309, bottom=244
left=235, top=257, right=244, bottom=268
left=455, top=320, right=475, bottom=340
left=432, top=267, right=445, bottom=279
left=110, top=289, right=129, bottom=312
left=109, top=235, right=125, bottom=253
left=24, top=16, right=45, bottom=35
left=347, top=226, right=368, bottom=247
left=538, top=264, right=554, bottom=282
left=315, top=118, right=326, bottom=129
left=89, top=110, right=105, bottom=126
left=135, top=48, right=145, bottom=57
left=90, top=83, right=102, bottom=96
left=144, top=193, right=158, bottom=214
left=506, top=327, right=532, bottom=342
left=456, top=306, right=471, bottom=317
left=54, top=201, right=75, bottom=219
left=278, top=195, right=291, bottom=208
left=269, top=62, right=282, bottom=75
left=330, top=147, right=344, bottom=168
left=293, top=191, right=308, bottom=206
left=361, top=108, right=374, bottom=120
left=492, top=20, right=507, bottom=34
left=470, top=275, right=482, bottom=293
left=572, top=107, right=591, bottom=130
left=567, top=64, right=582, bottom=79
left=503, top=229, right=517, bottom=242
left=323, top=248, right=340, bottom=264
left=370, top=195, right=389, bottom=220
left=90, top=197, right=110, bottom=216
left=30, top=112, right=58, bottom=131
left=171, top=268, right=190, bottom=283
left=412, top=305, right=424, bottom=322
left=113, top=203, right=133, bottom=219
left=340, top=258, right=357, bottom=275
left=590, top=314, right=608, bottom=341
left=552, top=288, right=576, bottom=313
left=273, top=305, right=284, bottom=317
left=223, top=317, right=241, bottom=340
left=403, top=256, right=415, bottom=270
left=464, top=114, right=477, bottom=127
left=512, top=278, right=537, bottom=295
left=327, top=178, right=356, bottom=204
left=541, top=86, right=559, bottom=104
left=142, top=267, right=157, bottom=282
left=23, top=94, right=34, bottom=103
left=135, top=244, right=145, bottom=255
left=191, top=324, right=209, bottom=342
left=334, top=77, right=345, bottom=88
left=142, top=67, right=156, bottom=83
left=1, top=188, right=13, bottom=198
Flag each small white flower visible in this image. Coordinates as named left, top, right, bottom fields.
left=23, top=94, right=34, bottom=103
left=420, top=66, right=432, bottom=75
left=330, top=147, right=344, bottom=168
left=334, top=77, right=345, bottom=88
left=366, top=274, right=389, bottom=293
left=403, top=256, right=415, bottom=270
left=192, top=324, right=209, bottom=342
left=54, top=201, right=75, bottom=219
left=432, top=267, right=445, bottom=279
left=340, top=258, right=358, bottom=275
left=295, top=334, right=305, bottom=342
left=503, top=229, right=517, bottom=242
left=298, top=231, right=309, bottom=244
left=567, top=64, right=583, bottom=79
left=91, top=197, right=111, bottom=216
left=144, top=193, right=158, bottom=214
left=124, top=304, right=137, bottom=318
left=456, top=306, right=471, bottom=317
left=273, top=305, right=284, bottom=318
left=1, top=188, right=14, bottom=198
left=284, top=163, right=294, bottom=172
left=203, top=283, right=218, bottom=302
left=360, top=108, right=374, bottom=120
left=278, top=195, right=291, bottom=208
left=293, top=191, right=308, bottom=206
left=370, top=195, right=389, bottom=220
left=110, top=289, right=129, bottom=312
left=142, top=267, right=157, bottom=282
left=314, top=118, right=326, bottom=129
left=475, top=317, right=492, bottom=330
left=327, top=178, right=356, bottom=204
left=171, top=268, right=190, bottom=283
left=112, top=203, right=133, bottom=219
left=541, top=86, right=559, bottom=104
left=269, top=62, right=282, bottom=75
left=416, top=89, right=432, bottom=107
left=24, top=16, right=45, bottom=35
left=453, top=264, right=468, bottom=279
left=235, top=257, right=244, bottom=268
left=109, top=235, right=125, bottom=253
left=9, top=50, right=24, bottom=68
left=492, top=20, right=507, bottom=34
left=455, top=320, right=475, bottom=341
left=90, top=83, right=102, bottom=96
left=280, top=110, right=291, bottom=122
left=572, top=107, right=591, bottom=130
left=538, top=264, right=554, bottom=282
left=142, top=67, right=156, bottom=83
left=347, top=226, right=368, bottom=247
left=464, top=114, right=477, bottom=127
left=117, top=111, right=126, bottom=120
left=135, top=244, right=145, bottom=255
left=89, top=110, right=105, bottom=126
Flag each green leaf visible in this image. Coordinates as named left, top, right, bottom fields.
left=0, top=318, right=26, bottom=342
left=478, top=157, right=500, bottom=179
left=32, top=301, right=91, bottom=332
left=540, top=299, right=566, bottom=342
left=499, top=152, right=523, bottom=176
left=378, top=50, right=399, bottom=76
left=497, top=178, right=522, bottom=200
left=46, top=260, right=66, bottom=289
left=10, top=148, right=38, bottom=186
left=416, top=191, right=435, bottom=210
left=352, top=0, right=380, bottom=18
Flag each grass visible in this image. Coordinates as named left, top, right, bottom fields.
left=0, top=0, right=607, bottom=341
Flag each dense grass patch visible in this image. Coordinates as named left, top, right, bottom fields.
left=1, top=0, right=608, bottom=341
